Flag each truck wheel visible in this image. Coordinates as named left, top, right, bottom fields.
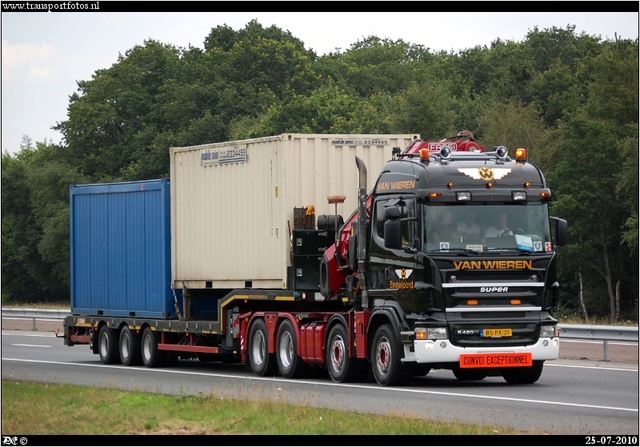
left=502, top=361, right=544, bottom=384
left=98, top=325, right=119, bottom=365
left=452, top=368, right=487, bottom=381
left=141, top=327, right=167, bottom=368
left=119, top=326, right=142, bottom=366
left=276, top=319, right=309, bottom=379
left=372, top=324, right=409, bottom=386
left=326, top=324, right=366, bottom=383
left=248, top=319, right=277, bottom=376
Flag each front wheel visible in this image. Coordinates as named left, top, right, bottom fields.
left=98, top=325, right=119, bottom=365
left=248, top=318, right=277, bottom=376
left=276, top=319, right=309, bottom=378
left=502, top=361, right=544, bottom=384
left=371, top=324, right=409, bottom=386
left=326, top=324, right=366, bottom=383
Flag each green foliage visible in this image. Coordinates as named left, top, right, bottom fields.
left=55, top=39, right=181, bottom=180
left=548, top=117, right=632, bottom=322
left=2, top=141, right=88, bottom=303
left=476, top=98, right=551, bottom=167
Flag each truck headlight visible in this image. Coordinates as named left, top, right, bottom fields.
left=427, top=327, right=448, bottom=339
left=540, top=325, right=557, bottom=338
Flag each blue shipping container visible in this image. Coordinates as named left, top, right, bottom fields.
left=70, top=179, right=180, bottom=318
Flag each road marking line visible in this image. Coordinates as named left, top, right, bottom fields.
left=11, top=344, right=52, bottom=348
left=2, top=357, right=638, bottom=413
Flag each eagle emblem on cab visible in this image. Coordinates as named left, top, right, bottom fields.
left=458, top=168, right=511, bottom=181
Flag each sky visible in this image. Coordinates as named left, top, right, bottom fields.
left=2, top=9, right=638, bottom=154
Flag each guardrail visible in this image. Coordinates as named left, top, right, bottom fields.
left=558, top=324, right=639, bottom=361
left=2, top=308, right=638, bottom=361
left=2, top=308, right=69, bottom=331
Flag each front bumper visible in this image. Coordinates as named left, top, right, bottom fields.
left=404, top=337, right=559, bottom=364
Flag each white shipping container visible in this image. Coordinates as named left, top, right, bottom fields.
left=170, top=133, right=419, bottom=289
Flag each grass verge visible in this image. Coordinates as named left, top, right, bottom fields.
left=1, top=380, right=525, bottom=435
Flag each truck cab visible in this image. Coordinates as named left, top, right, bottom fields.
left=363, top=143, right=567, bottom=384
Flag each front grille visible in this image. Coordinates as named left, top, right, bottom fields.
left=450, top=322, right=538, bottom=348
left=460, top=312, right=525, bottom=319
left=454, top=273, right=531, bottom=282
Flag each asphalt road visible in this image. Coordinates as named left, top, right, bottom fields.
left=3, top=317, right=638, bottom=363
left=2, top=322, right=638, bottom=435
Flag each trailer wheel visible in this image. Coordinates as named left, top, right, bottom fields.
left=326, top=324, right=366, bottom=383
left=248, top=319, right=277, bottom=377
left=276, top=319, right=309, bottom=379
left=119, top=326, right=142, bottom=366
left=502, top=361, right=544, bottom=384
left=452, top=368, right=487, bottom=381
left=141, top=327, right=167, bottom=368
left=372, top=324, right=409, bottom=386
left=98, top=325, right=119, bottom=365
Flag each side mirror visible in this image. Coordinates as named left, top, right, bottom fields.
left=550, top=216, right=568, bottom=248
left=384, top=206, right=401, bottom=220
left=384, top=220, right=402, bottom=249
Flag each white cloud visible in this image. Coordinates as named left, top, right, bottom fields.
left=2, top=39, right=60, bottom=82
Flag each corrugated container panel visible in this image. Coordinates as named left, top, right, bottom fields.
left=70, top=179, right=177, bottom=318
left=170, top=133, right=419, bottom=289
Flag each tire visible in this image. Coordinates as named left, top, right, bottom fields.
left=141, top=327, right=167, bottom=368
left=371, top=324, right=409, bottom=386
left=326, top=324, right=366, bottom=383
left=119, top=326, right=142, bottom=366
left=276, top=320, right=309, bottom=379
left=98, top=325, right=119, bottom=365
left=452, top=368, right=487, bottom=381
left=248, top=318, right=277, bottom=376
left=502, top=360, right=544, bottom=384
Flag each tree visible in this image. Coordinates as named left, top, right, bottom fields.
left=388, top=80, right=457, bottom=139
left=258, top=83, right=360, bottom=135
left=476, top=98, right=552, bottom=169
left=54, top=40, right=181, bottom=180
left=548, top=117, right=629, bottom=323
left=2, top=140, right=88, bottom=303
left=318, top=36, right=434, bottom=99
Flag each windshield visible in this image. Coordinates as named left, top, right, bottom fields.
left=421, top=203, right=552, bottom=253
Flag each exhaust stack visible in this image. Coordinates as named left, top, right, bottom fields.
left=354, top=156, right=368, bottom=308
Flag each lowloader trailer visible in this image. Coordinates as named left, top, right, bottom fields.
left=65, top=132, right=567, bottom=385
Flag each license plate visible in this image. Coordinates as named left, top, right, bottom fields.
left=481, top=328, right=512, bottom=338
left=459, top=353, right=532, bottom=368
